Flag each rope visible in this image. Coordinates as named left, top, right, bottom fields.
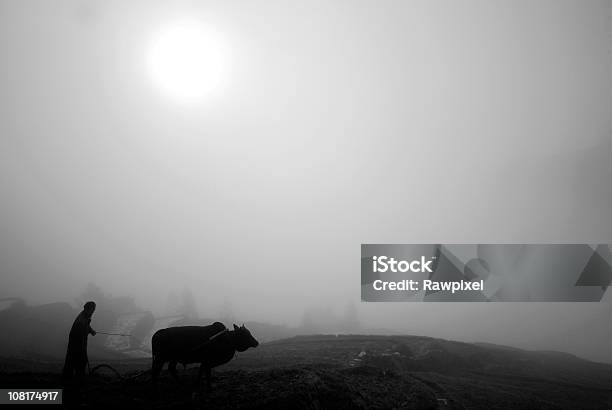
left=89, top=364, right=123, bottom=379
left=88, top=363, right=151, bottom=382
left=187, top=327, right=229, bottom=353
left=86, top=329, right=229, bottom=382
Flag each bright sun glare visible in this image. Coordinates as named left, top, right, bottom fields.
left=148, top=21, right=227, bottom=102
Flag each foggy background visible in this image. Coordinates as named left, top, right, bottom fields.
left=1, top=1, right=611, bottom=362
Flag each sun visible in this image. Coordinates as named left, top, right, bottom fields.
left=148, top=21, right=228, bottom=102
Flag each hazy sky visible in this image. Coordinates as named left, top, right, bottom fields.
left=1, top=1, right=611, bottom=362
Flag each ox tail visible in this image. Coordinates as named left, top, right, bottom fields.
left=151, top=332, right=161, bottom=365
left=151, top=334, right=162, bottom=384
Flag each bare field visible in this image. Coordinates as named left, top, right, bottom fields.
left=1, top=335, right=612, bottom=409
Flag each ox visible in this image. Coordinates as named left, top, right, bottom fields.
left=151, top=322, right=259, bottom=388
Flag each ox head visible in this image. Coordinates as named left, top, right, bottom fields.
left=232, top=323, right=259, bottom=352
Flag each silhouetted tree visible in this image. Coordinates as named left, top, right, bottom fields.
left=164, top=291, right=180, bottom=316
left=343, top=300, right=361, bottom=333
left=181, top=287, right=198, bottom=319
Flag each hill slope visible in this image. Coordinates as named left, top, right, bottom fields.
left=1, top=334, right=611, bottom=409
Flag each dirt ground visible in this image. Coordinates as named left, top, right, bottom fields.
left=2, top=335, right=612, bottom=409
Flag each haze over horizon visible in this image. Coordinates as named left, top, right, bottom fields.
left=1, top=0, right=611, bottom=363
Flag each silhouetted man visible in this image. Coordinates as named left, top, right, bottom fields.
left=62, top=301, right=97, bottom=382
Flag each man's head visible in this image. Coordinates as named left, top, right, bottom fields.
left=83, top=301, right=96, bottom=317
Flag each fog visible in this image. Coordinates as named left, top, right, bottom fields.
left=1, top=1, right=611, bottom=362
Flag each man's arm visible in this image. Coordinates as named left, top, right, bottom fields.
left=87, top=320, right=96, bottom=336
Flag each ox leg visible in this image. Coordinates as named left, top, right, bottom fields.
left=168, top=361, right=180, bottom=383
left=195, top=363, right=205, bottom=390
left=205, top=367, right=212, bottom=389
left=190, top=363, right=206, bottom=401
left=194, top=363, right=212, bottom=390
left=151, top=357, right=164, bottom=385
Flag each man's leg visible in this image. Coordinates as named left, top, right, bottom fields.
left=62, top=353, right=74, bottom=381
left=62, top=353, right=79, bottom=406
left=74, top=353, right=87, bottom=388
